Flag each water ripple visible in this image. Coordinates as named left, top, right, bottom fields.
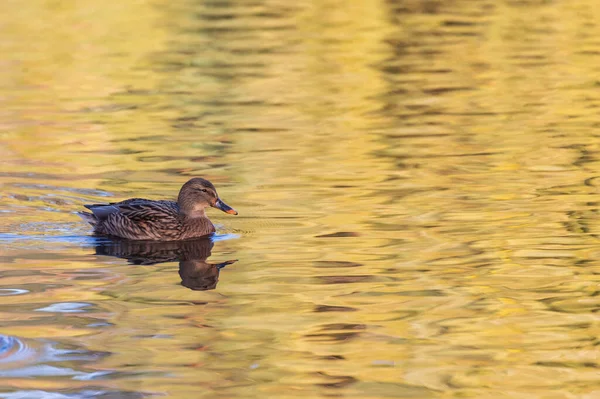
left=35, top=303, right=92, bottom=313
left=0, top=334, right=113, bottom=382
left=0, top=289, right=28, bottom=296
left=0, top=335, right=36, bottom=365
left=0, top=390, right=149, bottom=399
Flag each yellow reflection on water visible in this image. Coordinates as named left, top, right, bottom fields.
left=1, top=0, right=600, bottom=398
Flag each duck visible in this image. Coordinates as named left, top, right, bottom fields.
left=78, top=178, right=237, bottom=241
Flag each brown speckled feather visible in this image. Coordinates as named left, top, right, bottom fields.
left=81, top=199, right=215, bottom=240
left=78, top=178, right=237, bottom=241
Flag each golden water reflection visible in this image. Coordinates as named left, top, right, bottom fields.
left=1, top=0, right=600, bottom=398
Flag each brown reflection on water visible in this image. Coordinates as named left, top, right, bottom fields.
left=1, top=0, right=600, bottom=398
left=94, top=238, right=237, bottom=291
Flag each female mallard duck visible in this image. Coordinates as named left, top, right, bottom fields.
left=78, top=178, right=237, bottom=241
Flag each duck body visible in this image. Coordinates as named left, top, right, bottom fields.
left=78, top=178, right=237, bottom=241
left=80, top=198, right=216, bottom=240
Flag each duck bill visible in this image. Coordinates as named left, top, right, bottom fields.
left=213, top=199, right=238, bottom=215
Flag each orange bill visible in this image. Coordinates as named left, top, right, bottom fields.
left=213, top=199, right=238, bottom=215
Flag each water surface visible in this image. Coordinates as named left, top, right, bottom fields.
left=1, top=0, right=600, bottom=398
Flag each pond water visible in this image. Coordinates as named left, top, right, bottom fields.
left=1, top=0, right=600, bottom=398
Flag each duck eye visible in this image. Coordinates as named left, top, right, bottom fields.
left=200, top=189, right=208, bottom=193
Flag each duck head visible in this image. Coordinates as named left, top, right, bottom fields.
left=178, top=178, right=238, bottom=218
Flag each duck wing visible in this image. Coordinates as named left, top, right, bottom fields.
left=85, top=199, right=179, bottom=221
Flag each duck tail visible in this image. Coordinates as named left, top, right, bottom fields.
left=77, top=211, right=98, bottom=226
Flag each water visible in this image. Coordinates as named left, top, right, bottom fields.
left=1, top=0, right=600, bottom=398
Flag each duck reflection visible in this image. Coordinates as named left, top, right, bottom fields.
left=94, top=237, right=236, bottom=291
